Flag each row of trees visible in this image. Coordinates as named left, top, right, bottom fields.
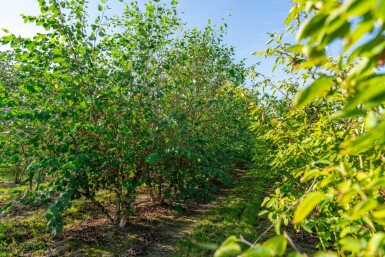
left=5, top=0, right=385, bottom=256
left=215, top=0, right=385, bottom=256
left=0, top=0, right=254, bottom=235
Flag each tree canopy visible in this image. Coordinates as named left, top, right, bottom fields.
left=0, top=0, right=253, bottom=236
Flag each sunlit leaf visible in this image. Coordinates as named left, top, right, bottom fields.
left=293, top=191, right=324, bottom=224
left=263, top=235, right=287, bottom=256
left=294, top=76, right=334, bottom=107
left=350, top=198, right=378, bottom=220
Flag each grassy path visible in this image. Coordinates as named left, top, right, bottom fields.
left=171, top=169, right=269, bottom=257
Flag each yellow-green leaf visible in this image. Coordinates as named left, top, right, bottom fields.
left=367, top=233, right=385, bottom=255
left=285, top=5, right=300, bottom=26
left=293, top=191, right=324, bottom=224
left=294, top=76, right=334, bottom=107
left=373, top=208, right=385, bottom=219
left=214, top=243, right=241, bottom=257
left=343, top=0, right=377, bottom=17
left=214, top=236, right=241, bottom=257
left=296, top=13, right=328, bottom=42
left=339, top=237, right=365, bottom=252
left=314, top=252, right=339, bottom=257
left=263, top=235, right=287, bottom=256
left=350, top=198, right=378, bottom=220
left=241, top=245, right=275, bottom=257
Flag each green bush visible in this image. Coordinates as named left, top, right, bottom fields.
left=216, top=0, right=385, bottom=256
left=0, top=0, right=253, bottom=236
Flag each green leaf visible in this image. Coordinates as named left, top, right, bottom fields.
left=350, top=198, right=378, bottom=220
left=241, top=245, right=275, bottom=257
left=321, top=21, right=350, bottom=47
left=258, top=210, right=269, bottom=216
left=1, top=35, right=14, bottom=44
left=344, top=15, right=375, bottom=52
left=339, top=237, right=365, bottom=252
left=314, top=252, right=339, bottom=257
left=293, top=191, right=324, bottom=224
left=274, top=217, right=281, bottom=235
left=145, top=153, right=159, bottom=165
left=53, top=57, right=63, bottom=63
left=294, top=76, right=334, bottom=107
left=296, top=14, right=328, bottom=42
left=372, top=208, right=385, bottom=219
left=367, top=233, right=385, bottom=255
left=263, top=235, right=287, bottom=256
left=344, top=122, right=385, bottom=153
left=20, top=53, right=29, bottom=60
left=221, top=236, right=239, bottom=246
left=365, top=111, right=378, bottom=129
left=324, top=11, right=346, bottom=35
left=285, top=6, right=299, bottom=26
left=343, top=0, right=377, bottom=17
left=345, top=74, right=385, bottom=111
left=377, top=0, right=385, bottom=22
left=340, top=226, right=360, bottom=238
left=214, top=243, right=241, bottom=257
left=214, top=236, right=241, bottom=257
left=1, top=202, right=12, bottom=214
left=286, top=44, right=304, bottom=53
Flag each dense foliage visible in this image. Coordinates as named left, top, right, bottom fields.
left=215, top=0, right=385, bottom=256
left=4, top=0, right=385, bottom=256
left=0, top=0, right=253, bottom=236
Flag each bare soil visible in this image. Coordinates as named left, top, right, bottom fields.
left=42, top=191, right=225, bottom=257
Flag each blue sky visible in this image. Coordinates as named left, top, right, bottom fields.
left=0, top=0, right=293, bottom=75
left=180, top=0, right=291, bottom=63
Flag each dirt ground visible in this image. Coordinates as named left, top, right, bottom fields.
left=43, top=192, right=224, bottom=257
left=1, top=170, right=317, bottom=257
left=0, top=168, right=228, bottom=257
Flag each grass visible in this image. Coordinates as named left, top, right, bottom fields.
left=0, top=209, right=50, bottom=257
left=0, top=168, right=111, bottom=256
left=172, top=169, right=270, bottom=257
left=0, top=168, right=20, bottom=202
left=0, top=167, right=271, bottom=256
left=0, top=168, right=48, bottom=256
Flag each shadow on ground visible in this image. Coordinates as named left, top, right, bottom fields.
left=45, top=194, right=221, bottom=257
